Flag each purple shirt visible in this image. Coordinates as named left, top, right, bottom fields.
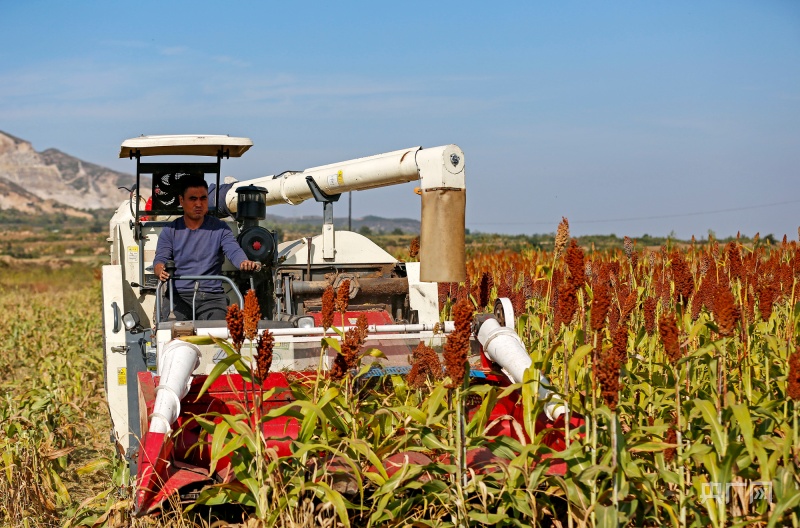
left=154, top=216, right=247, bottom=293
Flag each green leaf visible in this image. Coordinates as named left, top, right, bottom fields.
left=420, top=430, right=450, bottom=451
left=292, top=404, right=317, bottom=444
left=318, top=386, right=341, bottom=408
left=521, top=367, right=537, bottom=439
left=193, top=414, right=218, bottom=434
left=362, top=348, right=386, bottom=359
left=305, top=481, right=350, bottom=527
left=211, top=336, right=238, bottom=357
left=392, top=405, right=427, bottom=425
left=467, top=510, right=509, bottom=524
left=188, top=482, right=254, bottom=510
left=688, top=317, right=709, bottom=341
left=425, top=384, right=449, bottom=425
left=730, top=403, right=755, bottom=460
left=628, top=441, right=674, bottom=453
left=209, top=421, right=246, bottom=476
left=683, top=440, right=713, bottom=459
left=179, top=335, right=214, bottom=345
left=595, top=504, right=618, bottom=528
left=2, top=451, right=13, bottom=482
left=569, top=344, right=594, bottom=373
left=390, top=374, right=407, bottom=400
left=694, top=398, right=727, bottom=457
left=195, top=354, right=243, bottom=401
left=321, top=337, right=341, bottom=353
left=49, top=467, right=70, bottom=504
left=347, top=438, right=388, bottom=481
left=75, top=457, right=111, bottom=476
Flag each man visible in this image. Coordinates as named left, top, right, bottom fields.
left=153, top=174, right=259, bottom=321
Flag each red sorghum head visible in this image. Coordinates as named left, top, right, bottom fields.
left=226, top=304, right=244, bottom=351
left=243, top=289, right=261, bottom=341
left=255, top=329, right=274, bottom=382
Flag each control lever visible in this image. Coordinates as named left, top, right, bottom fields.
left=165, top=260, right=177, bottom=321
left=191, top=281, right=200, bottom=324
left=240, top=261, right=263, bottom=291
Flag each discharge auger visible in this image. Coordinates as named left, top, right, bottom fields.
left=100, top=135, right=577, bottom=514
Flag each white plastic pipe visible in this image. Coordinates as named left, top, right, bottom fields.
left=227, top=147, right=422, bottom=210
left=477, top=317, right=567, bottom=421
left=150, top=340, right=201, bottom=434
left=195, top=321, right=455, bottom=339
left=225, top=145, right=466, bottom=212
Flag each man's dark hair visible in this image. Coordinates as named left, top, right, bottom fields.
left=179, top=173, right=208, bottom=197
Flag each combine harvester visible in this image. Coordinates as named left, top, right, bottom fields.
left=100, top=135, right=579, bottom=514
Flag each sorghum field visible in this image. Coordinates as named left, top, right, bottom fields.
left=2, top=220, right=800, bottom=527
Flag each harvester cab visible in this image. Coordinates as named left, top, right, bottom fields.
left=100, top=135, right=572, bottom=514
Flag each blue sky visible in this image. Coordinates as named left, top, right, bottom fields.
left=1, top=1, right=798, bottom=239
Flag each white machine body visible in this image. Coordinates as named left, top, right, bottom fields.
left=102, top=136, right=466, bottom=459
left=102, top=135, right=566, bottom=462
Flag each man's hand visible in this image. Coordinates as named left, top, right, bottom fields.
left=240, top=260, right=261, bottom=272
left=154, top=262, right=170, bottom=282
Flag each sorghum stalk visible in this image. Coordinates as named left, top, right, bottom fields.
left=794, top=405, right=799, bottom=471
left=791, top=277, right=798, bottom=338
left=250, top=338, right=261, bottom=429
left=564, top=332, right=571, bottom=447
left=590, top=331, right=598, bottom=528
left=648, top=335, right=655, bottom=422
left=457, top=385, right=467, bottom=489
left=717, top=344, right=729, bottom=527
left=676, top=364, right=686, bottom=527
left=788, top=347, right=800, bottom=454
left=766, top=351, right=771, bottom=402
left=717, top=345, right=723, bottom=420
left=443, top=297, right=472, bottom=507
left=611, top=409, right=618, bottom=510
left=546, top=217, right=569, bottom=307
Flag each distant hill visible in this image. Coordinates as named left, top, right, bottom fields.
left=264, top=213, right=420, bottom=234
left=0, top=178, right=92, bottom=219
left=0, top=130, right=134, bottom=212
left=0, top=130, right=422, bottom=234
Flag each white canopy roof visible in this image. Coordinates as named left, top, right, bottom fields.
left=119, top=135, right=253, bottom=158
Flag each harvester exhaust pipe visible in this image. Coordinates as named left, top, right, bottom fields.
left=149, top=340, right=201, bottom=434
left=476, top=317, right=567, bottom=421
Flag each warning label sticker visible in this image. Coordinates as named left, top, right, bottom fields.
left=117, top=367, right=126, bottom=386
left=127, top=246, right=138, bottom=262
left=212, top=348, right=227, bottom=364
left=326, top=170, right=344, bottom=187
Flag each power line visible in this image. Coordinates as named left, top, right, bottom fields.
left=469, top=199, right=800, bottom=226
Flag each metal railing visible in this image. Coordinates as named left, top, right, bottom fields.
left=155, top=275, right=244, bottom=330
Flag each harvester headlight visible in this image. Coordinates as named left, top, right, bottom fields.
left=122, top=311, right=144, bottom=333
left=295, top=316, right=315, bottom=329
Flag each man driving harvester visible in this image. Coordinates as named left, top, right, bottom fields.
left=153, top=173, right=259, bottom=321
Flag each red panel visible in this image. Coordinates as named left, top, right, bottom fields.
left=136, top=372, right=302, bottom=513
left=135, top=353, right=585, bottom=512
left=134, top=431, right=173, bottom=515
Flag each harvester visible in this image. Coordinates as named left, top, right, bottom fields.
left=100, top=135, right=578, bottom=514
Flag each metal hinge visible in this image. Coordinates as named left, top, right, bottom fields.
left=111, top=345, right=130, bottom=354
